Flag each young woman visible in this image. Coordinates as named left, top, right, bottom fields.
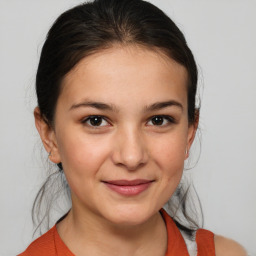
left=19, top=0, right=246, bottom=255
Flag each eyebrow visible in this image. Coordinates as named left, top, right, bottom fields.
left=144, top=100, right=183, bottom=112
left=69, top=100, right=183, bottom=112
left=69, top=101, right=118, bottom=112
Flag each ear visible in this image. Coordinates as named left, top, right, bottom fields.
left=34, top=107, right=61, bottom=164
left=185, top=110, right=199, bottom=159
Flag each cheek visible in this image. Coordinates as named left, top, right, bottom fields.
left=57, top=133, right=112, bottom=201
left=149, top=130, right=187, bottom=194
left=151, top=134, right=187, bottom=172
left=147, top=133, right=187, bottom=208
left=56, top=131, right=111, bottom=179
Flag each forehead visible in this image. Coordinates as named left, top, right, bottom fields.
left=60, top=45, right=188, bottom=109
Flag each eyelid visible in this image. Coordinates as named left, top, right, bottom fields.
left=81, top=115, right=111, bottom=127
left=146, top=115, right=176, bottom=126
left=80, top=114, right=176, bottom=128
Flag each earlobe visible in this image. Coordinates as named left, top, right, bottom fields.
left=185, top=112, right=199, bottom=159
left=185, top=147, right=189, bottom=159
left=34, top=107, right=61, bottom=164
left=185, top=126, right=196, bottom=159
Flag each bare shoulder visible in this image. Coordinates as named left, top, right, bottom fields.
left=214, top=235, right=247, bottom=256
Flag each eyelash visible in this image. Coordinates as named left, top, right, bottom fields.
left=81, top=115, right=176, bottom=128
left=147, top=115, right=176, bottom=126
left=81, top=115, right=110, bottom=128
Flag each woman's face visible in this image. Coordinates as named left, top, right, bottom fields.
left=42, top=46, right=196, bottom=226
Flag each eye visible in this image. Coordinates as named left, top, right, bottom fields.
left=147, top=115, right=175, bottom=126
left=82, top=116, right=109, bottom=127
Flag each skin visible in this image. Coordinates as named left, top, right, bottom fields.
left=35, top=45, right=246, bottom=256
left=215, top=235, right=247, bottom=256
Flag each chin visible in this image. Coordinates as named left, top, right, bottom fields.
left=102, top=203, right=158, bottom=226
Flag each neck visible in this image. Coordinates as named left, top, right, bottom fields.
left=57, top=206, right=167, bottom=256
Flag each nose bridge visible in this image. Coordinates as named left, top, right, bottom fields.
left=112, top=124, right=148, bottom=170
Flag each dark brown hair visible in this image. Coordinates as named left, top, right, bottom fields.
left=33, top=0, right=201, bottom=238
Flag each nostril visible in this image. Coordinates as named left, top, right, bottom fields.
left=114, top=156, right=147, bottom=171
left=111, top=131, right=149, bottom=170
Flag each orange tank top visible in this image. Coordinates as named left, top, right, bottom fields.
left=18, top=210, right=215, bottom=256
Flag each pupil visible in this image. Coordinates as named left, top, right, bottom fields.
left=90, top=116, right=102, bottom=126
left=152, top=116, right=163, bottom=125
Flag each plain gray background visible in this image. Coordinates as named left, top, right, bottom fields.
left=0, top=0, right=255, bottom=255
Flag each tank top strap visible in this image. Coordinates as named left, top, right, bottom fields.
left=196, top=229, right=215, bottom=256
left=160, top=209, right=190, bottom=256
left=54, top=225, right=75, bottom=256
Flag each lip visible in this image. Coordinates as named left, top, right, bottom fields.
left=102, top=179, right=154, bottom=196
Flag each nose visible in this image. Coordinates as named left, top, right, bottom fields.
left=111, top=126, right=149, bottom=171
